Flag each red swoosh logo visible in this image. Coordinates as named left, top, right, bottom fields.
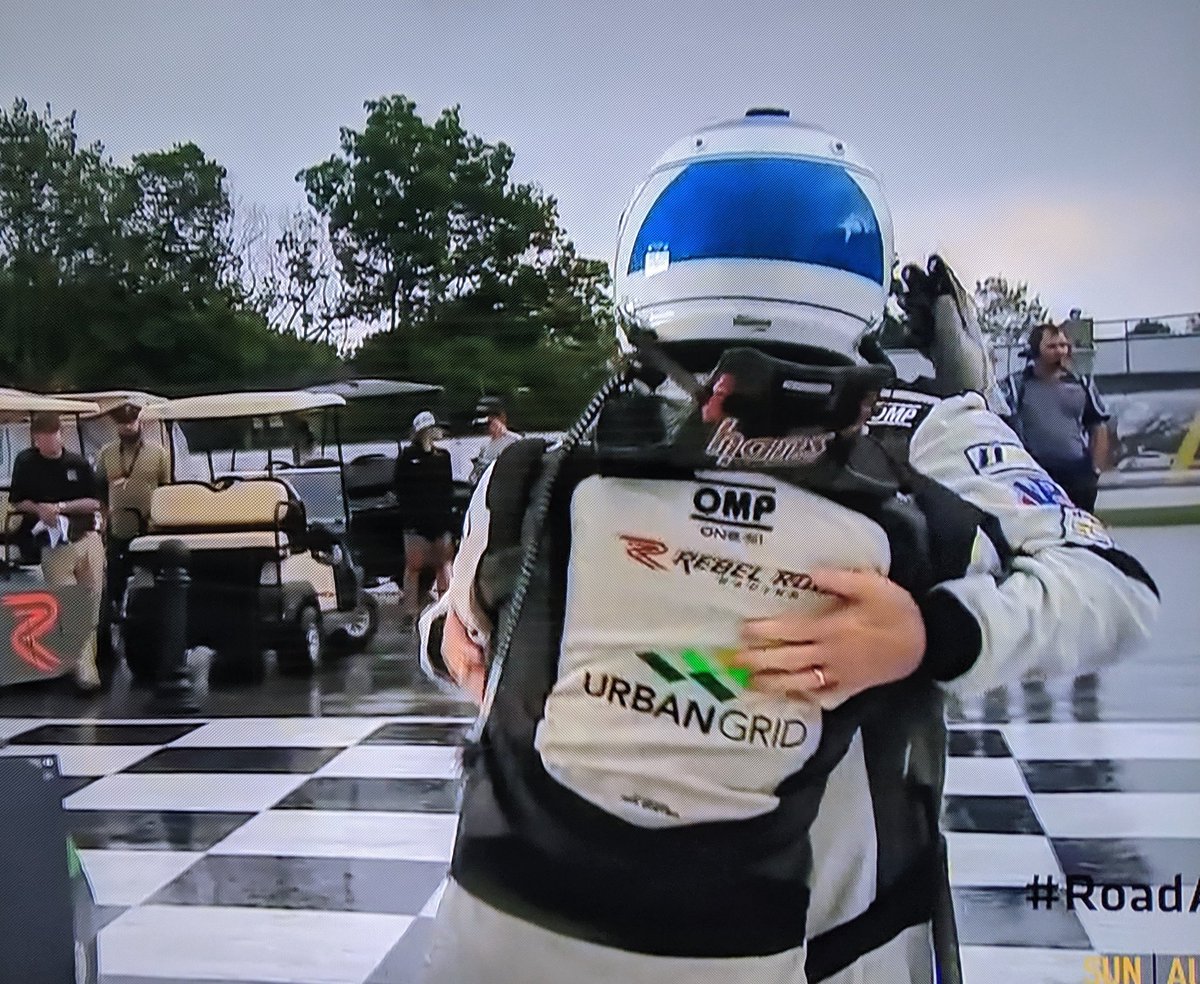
left=2, top=592, right=62, bottom=672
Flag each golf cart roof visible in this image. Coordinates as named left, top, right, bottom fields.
left=54, top=390, right=167, bottom=418
left=0, top=388, right=102, bottom=417
left=141, top=390, right=346, bottom=421
left=307, top=379, right=443, bottom=400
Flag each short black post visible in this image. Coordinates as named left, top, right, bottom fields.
left=148, top=539, right=200, bottom=714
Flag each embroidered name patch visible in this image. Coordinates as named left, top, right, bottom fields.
left=1061, top=507, right=1114, bottom=549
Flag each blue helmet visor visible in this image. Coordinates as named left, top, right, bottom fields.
left=627, top=157, right=884, bottom=285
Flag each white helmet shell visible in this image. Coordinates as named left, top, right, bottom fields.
left=615, top=109, right=894, bottom=363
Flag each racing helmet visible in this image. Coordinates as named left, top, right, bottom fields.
left=614, top=108, right=894, bottom=369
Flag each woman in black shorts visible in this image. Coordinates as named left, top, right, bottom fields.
left=393, top=411, right=456, bottom=630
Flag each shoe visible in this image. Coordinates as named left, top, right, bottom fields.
left=74, top=658, right=102, bottom=692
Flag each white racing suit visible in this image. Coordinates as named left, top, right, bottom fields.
left=418, top=388, right=1158, bottom=984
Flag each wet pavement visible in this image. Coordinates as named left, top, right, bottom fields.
left=0, top=525, right=1195, bottom=984
left=0, top=600, right=478, bottom=721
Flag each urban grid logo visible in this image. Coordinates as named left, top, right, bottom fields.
left=582, top=648, right=809, bottom=749
left=637, top=648, right=750, bottom=703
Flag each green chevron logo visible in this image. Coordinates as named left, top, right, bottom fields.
left=637, top=648, right=750, bottom=703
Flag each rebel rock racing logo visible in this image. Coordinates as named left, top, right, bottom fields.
left=2, top=591, right=63, bottom=673
left=619, top=535, right=827, bottom=601
left=619, top=534, right=670, bottom=571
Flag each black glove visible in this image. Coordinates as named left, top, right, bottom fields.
left=892, top=254, right=959, bottom=357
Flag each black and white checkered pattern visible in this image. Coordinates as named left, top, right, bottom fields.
left=2, top=706, right=1198, bottom=984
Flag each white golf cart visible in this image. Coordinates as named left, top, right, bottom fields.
left=0, top=389, right=103, bottom=688
left=120, top=390, right=378, bottom=685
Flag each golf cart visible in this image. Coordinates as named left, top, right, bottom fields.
left=120, top=390, right=378, bottom=684
left=306, top=378, right=452, bottom=586
left=0, top=389, right=103, bottom=687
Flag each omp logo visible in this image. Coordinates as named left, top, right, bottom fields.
left=2, top=591, right=62, bottom=673
left=965, top=441, right=1040, bottom=476
left=637, top=647, right=750, bottom=702
left=867, top=401, right=921, bottom=428
left=619, top=534, right=669, bottom=571
left=691, top=480, right=776, bottom=532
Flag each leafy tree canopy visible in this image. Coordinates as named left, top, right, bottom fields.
left=301, top=96, right=615, bottom=427
left=973, top=275, right=1050, bottom=345
left=0, top=100, right=336, bottom=393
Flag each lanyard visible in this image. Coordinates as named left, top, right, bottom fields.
left=116, top=441, right=143, bottom=481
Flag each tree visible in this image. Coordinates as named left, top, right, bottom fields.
left=0, top=100, right=339, bottom=393
left=300, top=96, right=458, bottom=333
left=122, top=143, right=239, bottom=301
left=972, top=276, right=1049, bottom=346
left=232, top=199, right=276, bottom=316
left=0, top=99, right=125, bottom=284
left=299, top=96, right=568, bottom=337
left=1188, top=314, right=1200, bottom=334
left=302, top=95, right=616, bottom=426
left=272, top=208, right=349, bottom=349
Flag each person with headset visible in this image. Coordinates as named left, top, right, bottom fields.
left=417, top=109, right=1158, bottom=984
left=1002, top=320, right=1111, bottom=511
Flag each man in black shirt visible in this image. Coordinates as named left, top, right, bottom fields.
left=9, top=412, right=105, bottom=690
left=393, top=411, right=455, bottom=631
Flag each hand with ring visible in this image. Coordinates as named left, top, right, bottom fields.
left=728, top=568, right=927, bottom=709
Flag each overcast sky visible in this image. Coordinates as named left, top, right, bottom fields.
left=2, top=0, right=1197, bottom=323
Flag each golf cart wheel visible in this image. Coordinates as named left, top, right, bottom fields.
left=121, top=620, right=158, bottom=686
left=329, top=596, right=379, bottom=653
left=277, top=605, right=324, bottom=677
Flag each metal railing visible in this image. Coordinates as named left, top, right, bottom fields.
left=1091, top=314, right=1200, bottom=374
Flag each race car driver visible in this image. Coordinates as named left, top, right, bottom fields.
left=418, top=109, right=1159, bottom=984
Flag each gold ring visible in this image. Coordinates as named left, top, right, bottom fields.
left=811, top=666, right=828, bottom=689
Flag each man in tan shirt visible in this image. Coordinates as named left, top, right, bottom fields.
left=96, top=402, right=170, bottom=680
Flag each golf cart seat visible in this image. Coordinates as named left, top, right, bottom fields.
left=129, top=478, right=304, bottom=554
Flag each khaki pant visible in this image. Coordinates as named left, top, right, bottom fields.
left=41, top=531, right=104, bottom=676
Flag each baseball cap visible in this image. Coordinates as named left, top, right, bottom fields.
left=109, top=402, right=140, bottom=424
left=411, top=410, right=439, bottom=435
left=472, top=397, right=506, bottom=426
